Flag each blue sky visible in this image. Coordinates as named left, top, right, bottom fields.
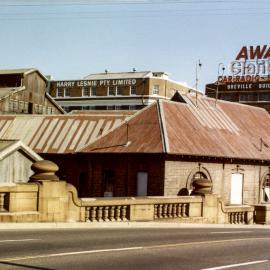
left=0, top=0, right=269, bottom=92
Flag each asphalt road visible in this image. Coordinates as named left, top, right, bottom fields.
left=0, top=227, right=270, bottom=270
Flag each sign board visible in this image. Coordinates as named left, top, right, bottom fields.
left=56, top=79, right=137, bottom=88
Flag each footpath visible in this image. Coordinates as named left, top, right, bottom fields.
left=0, top=222, right=270, bottom=230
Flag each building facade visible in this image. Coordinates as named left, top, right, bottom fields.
left=205, top=76, right=270, bottom=113
left=206, top=45, right=270, bottom=113
left=49, top=71, right=198, bottom=112
left=0, top=68, right=64, bottom=114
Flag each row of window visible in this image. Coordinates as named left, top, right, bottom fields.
left=56, top=85, right=161, bottom=97
left=62, top=105, right=144, bottom=112
left=219, top=93, right=270, bottom=102
left=8, top=99, right=55, bottom=114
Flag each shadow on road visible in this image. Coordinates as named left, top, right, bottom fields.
left=0, top=261, right=55, bottom=270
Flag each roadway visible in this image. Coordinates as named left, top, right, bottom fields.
left=0, top=227, right=270, bottom=269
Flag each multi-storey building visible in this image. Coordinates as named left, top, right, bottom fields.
left=0, top=68, right=64, bottom=114
left=205, top=76, right=270, bottom=113
left=49, top=71, right=198, bottom=112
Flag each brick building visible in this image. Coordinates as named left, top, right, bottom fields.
left=0, top=68, right=64, bottom=114
left=1, top=92, right=270, bottom=205
left=49, top=71, right=199, bottom=112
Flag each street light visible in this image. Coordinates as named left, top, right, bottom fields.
left=215, top=63, right=225, bottom=107
left=195, top=60, right=202, bottom=106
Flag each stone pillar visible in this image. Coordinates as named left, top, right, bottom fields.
left=30, top=160, right=69, bottom=222
left=202, top=194, right=219, bottom=224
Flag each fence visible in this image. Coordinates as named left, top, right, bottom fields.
left=0, top=180, right=260, bottom=225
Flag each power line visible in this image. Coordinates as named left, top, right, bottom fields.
left=0, top=0, right=255, bottom=7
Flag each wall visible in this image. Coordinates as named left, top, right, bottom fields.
left=0, top=150, right=35, bottom=184
left=164, top=159, right=268, bottom=205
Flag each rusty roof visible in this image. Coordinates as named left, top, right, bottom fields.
left=0, top=114, right=129, bottom=154
left=80, top=95, right=270, bottom=161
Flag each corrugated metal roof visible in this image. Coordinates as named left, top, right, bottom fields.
left=78, top=105, right=163, bottom=153
left=0, top=114, right=129, bottom=154
left=80, top=95, right=270, bottom=161
left=84, top=71, right=153, bottom=80
left=0, top=87, right=25, bottom=100
left=0, top=68, right=35, bottom=75
left=0, top=68, right=48, bottom=82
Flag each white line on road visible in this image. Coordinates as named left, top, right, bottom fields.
left=1, top=237, right=270, bottom=262
left=1, top=246, right=144, bottom=262
left=210, top=231, right=252, bottom=234
left=201, top=260, right=269, bottom=270
left=0, top=239, right=40, bottom=243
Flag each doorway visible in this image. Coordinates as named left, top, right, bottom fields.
left=137, top=172, right=148, bottom=196
left=230, top=173, right=243, bottom=204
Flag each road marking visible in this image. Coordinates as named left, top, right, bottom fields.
left=1, top=237, right=270, bottom=262
left=210, top=231, right=252, bottom=234
left=0, top=239, right=40, bottom=243
left=201, top=260, right=269, bottom=269
left=0, top=247, right=144, bottom=262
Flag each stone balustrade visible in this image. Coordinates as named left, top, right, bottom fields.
left=218, top=200, right=254, bottom=224
left=82, top=196, right=203, bottom=222
left=154, top=203, right=189, bottom=219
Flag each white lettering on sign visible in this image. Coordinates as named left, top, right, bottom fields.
left=55, top=79, right=137, bottom=88
left=227, top=84, right=252, bottom=90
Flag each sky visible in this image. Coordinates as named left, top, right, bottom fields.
left=0, top=0, right=269, bottom=92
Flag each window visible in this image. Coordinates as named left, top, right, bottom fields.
left=262, top=174, right=270, bottom=202
left=82, top=87, right=90, bottom=96
left=108, top=86, right=115, bottom=96
left=115, top=105, right=122, bottom=110
left=57, top=88, right=64, bottom=97
left=91, top=86, right=97, bottom=96
left=130, top=85, right=136, bottom=95
left=129, top=105, right=137, bottom=110
left=107, top=105, right=115, bottom=110
left=23, top=102, right=28, bottom=113
left=64, top=88, right=71, bottom=97
left=239, top=93, right=257, bottom=102
left=153, top=85, right=160, bottom=95
left=116, top=86, right=124, bottom=96
left=259, top=93, right=270, bottom=101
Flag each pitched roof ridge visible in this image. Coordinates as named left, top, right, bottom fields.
left=156, top=100, right=169, bottom=153
left=76, top=102, right=158, bottom=152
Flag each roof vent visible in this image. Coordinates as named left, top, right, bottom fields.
left=132, top=68, right=136, bottom=72
left=171, top=91, right=186, bottom=103
left=105, top=69, right=109, bottom=74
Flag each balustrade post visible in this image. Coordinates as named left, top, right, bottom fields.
left=158, top=205, right=163, bottom=219
left=163, top=204, right=168, bottom=218
left=121, top=206, right=128, bottom=221
left=172, top=204, right=177, bottom=218
left=97, top=206, right=103, bottom=222
left=85, top=207, right=90, bottom=222
left=154, top=205, right=158, bottom=219
left=103, top=206, right=110, bottom=222
left=182, top=203, right=187, bottom=217
left=115, top=206, right=122, bottom=221
left=168, top=204, right=173, bottom=218
left=109, top=206, right=115, bottom=221
left=90, top=206, right=97, bottom=222
left=177, top=204, right=182, bottom=217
